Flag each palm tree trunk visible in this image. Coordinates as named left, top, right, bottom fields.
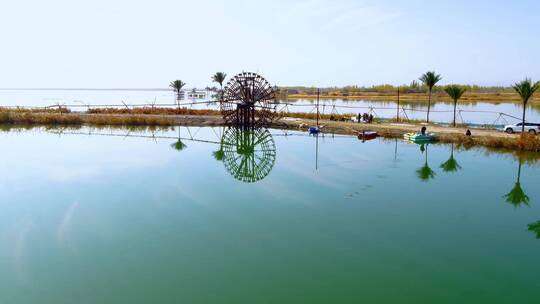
left=522, top=102, right=527, bottom=133
left=219, top=84, right=223, bottom=100
left=427, top=89, right=432, bottom=123
left=177, top=89, right=181, bottom=110
left=453, top=99, right=457, bottom=127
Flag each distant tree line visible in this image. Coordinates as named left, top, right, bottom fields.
left=279, top=83, right=515, bottom=96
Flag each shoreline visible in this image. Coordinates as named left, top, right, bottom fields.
left=0, top=110, right=539, bottom=153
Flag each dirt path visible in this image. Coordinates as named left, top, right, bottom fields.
left=274, top=117, right=514, bottom=139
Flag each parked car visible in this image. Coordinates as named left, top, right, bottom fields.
left=504, top=122, right=540, bottom=134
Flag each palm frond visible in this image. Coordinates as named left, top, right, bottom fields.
left=419, top=71, right=442, bottom=89
left=212, top=72, right=227, bottom=87
left=512, top=78, right=539, bottom=104
left=444, top=85, right=467, bottom=102
left=169, top=80, right=187, bottom=92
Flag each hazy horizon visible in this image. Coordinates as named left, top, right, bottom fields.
left=1, top=0, right=539, bottom=88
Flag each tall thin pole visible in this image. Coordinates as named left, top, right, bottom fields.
left=397, top=86, right=400, bottom=122
left=316, top=88, right=320, bottom=127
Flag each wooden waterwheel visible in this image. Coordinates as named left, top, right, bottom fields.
left=220, top=72, right=276, bottom=127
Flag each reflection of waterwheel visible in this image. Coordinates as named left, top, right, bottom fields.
left=220, top=72, right=276, bottom=127
left=221, top=127, right=276, bottom=183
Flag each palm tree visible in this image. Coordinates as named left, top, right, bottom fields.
left=419, top=71, right=442, bottom=123
left=169, top=80, right=186, bottom=106
left=416, top=144, right=436, bottom=181
left=440, top=144, right=461, bottom=173
left=212, top=72, right=227, bottom=90
left=444, top=85, right=467, bottom=127
left=212, top=72, right=227, bottom=101
left=512, top=79, right=540, bottom=133
left=504, top=157, right=529, bottom=207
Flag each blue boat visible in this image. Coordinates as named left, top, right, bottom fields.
left=309, top=127, right=320, bottom=134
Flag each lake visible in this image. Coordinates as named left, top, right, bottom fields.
left=0, top=126, right=539, bottom=303
left=2, top=89, right=540, bottom=126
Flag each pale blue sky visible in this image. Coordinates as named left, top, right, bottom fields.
left=0, top=0, right=538, bottom=88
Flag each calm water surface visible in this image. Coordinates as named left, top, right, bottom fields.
left=0, top=126, right=539, bottom=303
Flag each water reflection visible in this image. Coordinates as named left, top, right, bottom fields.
left=171, top=127, right=187, bottom=151
left=218, top=127, right=276, bottom=183
left=171, top=139, right=187, bottom=151
left=528, top=221, right=540, bottom=239
left=440, top=144, right=462, bottom=173
left=504, top=157, right=529, bottom=207
left=416, top=144, right=436, bottom=181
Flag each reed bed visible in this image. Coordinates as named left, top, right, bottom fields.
left=0, top=109, right=179, bottom=127
left=0, top=106, right=71, bottom=113
left=88, top=107, right=220, bottom=116
left=439, top=133, right=540, bottom=152
left=84, top=114, right=177, bottom=126
left=0, top=111, right=82, bottom=125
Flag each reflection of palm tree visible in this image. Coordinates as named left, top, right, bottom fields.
left=504, top=158, right=529, bottom=207
left=528, top=221, right=540, bottom=239
left=171, top=127, right=187, bottom=151
left=440, top=144, right=461, bottom=173
left=416, top=144, right=436, bottom=181
left=171, top=140, right=187, bottom=151
left=213, top=138, right=224, bottom=161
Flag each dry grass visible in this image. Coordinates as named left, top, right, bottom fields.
left=278, top=111, right=353, bottom=121
left=88, top=107, right=220, bottom=116
left=0, top=106, right=71, bottom=113
left=439, top=133, right=540, bottom=152
left=85, top=114, right=179, bottom=126
left=0, top=111, right=82, bottom=125
left=0, top=109, right=180, bottom=127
